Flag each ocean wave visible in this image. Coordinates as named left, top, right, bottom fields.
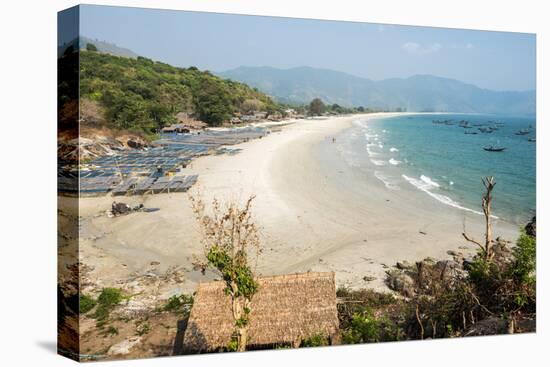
left=370, top=159, right=386, bottom=166
left=420, top=175, right=440, bottom=188
left=389, top=147, right=399, bottom=152
left=402, top=174, right=492, bottom=217
left=389, top=158, right=401, bottom=166
left=378, top=143, right=384, bottom=149
left=375, top=171, right=400, bottom=190
left=366, top=146, right=379, bottom=157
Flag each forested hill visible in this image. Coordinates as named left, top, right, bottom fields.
left=77, top=50, right=282, bottom=133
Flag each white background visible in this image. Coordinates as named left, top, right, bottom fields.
left=0, top=0, right=547, bottom=365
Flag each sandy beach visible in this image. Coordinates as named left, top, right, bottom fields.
left=78, top=113, right=520, bottom=294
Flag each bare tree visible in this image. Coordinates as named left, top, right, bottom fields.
left=190, top=195, right=261, bottom=352
left=462, top=176, right=496, bottom=262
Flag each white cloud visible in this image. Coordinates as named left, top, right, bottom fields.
left=401, top=42, right=442, bottom=54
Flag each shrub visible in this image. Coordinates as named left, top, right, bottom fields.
left=301, top=333, right=329, bottom=347
left=342, top=307, right=400, bottom=344
left=162, top=294, right=194, bottom=315
left=511, top=231, right=536, bottom=285
left=103, top=326, right=119, bottom=337
left=92, top=288, right=125, bottom=327
left=79, top=294, right=97, bottom=314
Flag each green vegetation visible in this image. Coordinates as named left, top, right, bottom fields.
left=191, top=195, right=261, bottom=352
left=162, top=294, right=194, bottom=315
left=300, top=333, right=330, bottom=347
left=226, top=337, right=239, bottom=352
left=337, top=227, right=536, bottom=344
left=79, top=294, right=97, bottom=314
left=86, top=43, right=98, bottom=52
left=337, top=287, right=403, bottom=344
left=92, top=288, right=125, bottom=328
left=511, top=231, right=536, bottom=286
left=337, top=180, right=536, bottom=343
left=342, top=307, right=399, bottom=343
left=102, top=326, right=119, bottom=337
left=79, top=51, right=281, bottom=132
left=308, top=98, right=326, bottom=116
left=306, top=98, right=372, bottom=116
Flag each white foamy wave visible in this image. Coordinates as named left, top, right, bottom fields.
left=389, top=158, right=401, bottom=166
left=450, top=181, right=454, bottom=185
left=378, top=143, right=383, bottom=149
left=364, top=133, right=378, bottom=139
left=370, top=159, right=386, bottom=166
left=374, top=171, right=400, bottom=190
left=420, top=175, right=440, bottom=188
left=390, top=147, right=399, bottom=152
left=402, top=175, right=493, bottom=217
left=366, top=146, right=379, bottom=157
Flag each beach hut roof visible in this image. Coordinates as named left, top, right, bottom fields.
left=183, top=271, right=340, bottom=352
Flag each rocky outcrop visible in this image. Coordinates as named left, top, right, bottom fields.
left=386, top=270, right=415, bottom=297
left=525, top=216, right=536, bottom=237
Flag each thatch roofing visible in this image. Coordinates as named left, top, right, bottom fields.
left=183, top=272, right=340, bottom=352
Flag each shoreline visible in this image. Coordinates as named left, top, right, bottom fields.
left=78, top=112, right=520, bottom=294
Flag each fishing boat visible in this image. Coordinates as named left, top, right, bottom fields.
left=483, top=146, right=506, bottom=152
left=464, top=131, right=478, bottom=135
left=528, top=138, right=536, bottom=142
left=515, top=129, right=530, bottom=135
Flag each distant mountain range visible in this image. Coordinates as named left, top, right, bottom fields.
left=58, top=36, right=139, bottom=59
left=219, top=66, right=535, bottom=115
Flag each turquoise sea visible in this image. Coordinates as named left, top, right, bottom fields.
left=338, top=114, right=536, bottom=225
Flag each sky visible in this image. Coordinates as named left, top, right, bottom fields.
left=77, top=4, right=536, bottom=91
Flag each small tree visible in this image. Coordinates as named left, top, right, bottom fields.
left=463, top=176, right=497, bottom=262
left=86, top=43, right=98, bottom=52
left=240, top=98, right=264, bottom=114
left=309, top=98, right=325, bottom=116
left=190, top=195, right=261, bottom=352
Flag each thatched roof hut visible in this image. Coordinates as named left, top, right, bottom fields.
left=183, top=272, right=340, bottom=352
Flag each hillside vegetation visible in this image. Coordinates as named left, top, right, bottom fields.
left=79, top=50, right=282, bottom=132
